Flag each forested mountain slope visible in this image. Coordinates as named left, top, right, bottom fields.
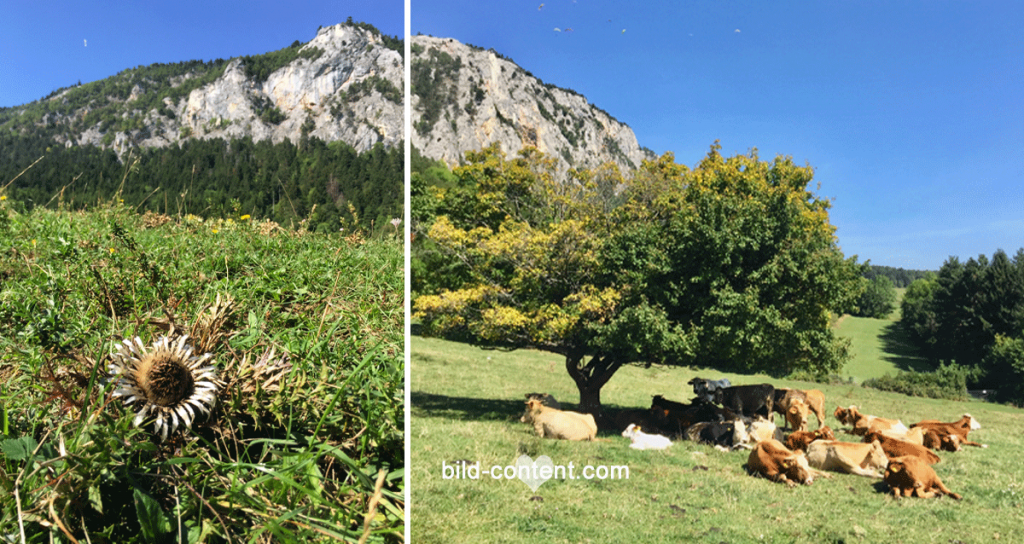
left=0, top=20, right=403, bottom=234
left=1, top=21, right=403, bottom=156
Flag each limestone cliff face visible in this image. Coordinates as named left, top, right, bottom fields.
left=411, top=35, right=653, bottom=172
left=60, top=23, right=403, bottom=155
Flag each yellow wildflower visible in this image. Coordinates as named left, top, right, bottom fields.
left=240, top=214, right=251, bottom=221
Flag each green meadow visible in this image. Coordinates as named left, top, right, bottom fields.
left=0, top=202, right=403, bottom=543
left=410, top=308, right=1024, bottom=543
left=833, top=289, right=932, bottom=383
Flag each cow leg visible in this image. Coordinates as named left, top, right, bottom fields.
left=774, top=474, right=797, bottom=487
left=813, top=408, right=826, bottom=430
left=932, top=478, right=962, bottom=500
left=913, top=487, right=938, bottom=499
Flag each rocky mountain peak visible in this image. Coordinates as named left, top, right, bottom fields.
left=410, top=35, right=653, bottom=172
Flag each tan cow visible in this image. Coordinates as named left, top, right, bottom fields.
left=745, top=417, right=782, bottom=444
left=834, top=405, right=907, bottom=436
left=521, top=399, right=597, bottom=441
left=746, top=439, right=829, bottom=486
left=805, top=440, right=888, bottom=478
left=785, top=426, right=836, bottom=452
left=878, top=425, right=927, bottom=445
left=774, top=389, right=826, bottom=430
left=786, top=398, right=811, bottom=432
left=862, top=431, right=940, bottom=465
left=884, top=456, right=962, bottom=500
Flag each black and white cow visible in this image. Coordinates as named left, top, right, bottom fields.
left=688, top=377, right=732, bottom=404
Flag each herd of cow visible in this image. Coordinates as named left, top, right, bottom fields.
left=519, top=378, right=986, bottom=499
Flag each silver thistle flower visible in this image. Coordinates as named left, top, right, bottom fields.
left=108, top=335, right=218, bottom=441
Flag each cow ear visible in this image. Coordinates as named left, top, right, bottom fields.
left=781, top=460, right=790, bottom=469
left=890, top=463, right=903, bottom=473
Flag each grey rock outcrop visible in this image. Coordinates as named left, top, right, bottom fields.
left=42, top=23, right=403, bottom=156
left=411, top=35, right=653, bottom=172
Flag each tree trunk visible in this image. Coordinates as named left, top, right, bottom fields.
left=565, top=353, right=623, bottom=429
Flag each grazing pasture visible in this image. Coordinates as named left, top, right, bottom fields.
left=0, top=204, right=404, bottom=543
left=411, top=334, right=1024, bottom=543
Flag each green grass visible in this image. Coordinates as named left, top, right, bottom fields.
left=0, top=200, right=403, bottom=543
left=833, top=288, right=931, bottom=382
left=410, top=331, right=1024, bottom=544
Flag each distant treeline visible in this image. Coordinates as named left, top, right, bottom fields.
left=863, top=265, right=932, bottom=288
left=0, top=133, right=402, bottom=234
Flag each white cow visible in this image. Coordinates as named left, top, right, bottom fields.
left=621, top=424, right=672, bottom=450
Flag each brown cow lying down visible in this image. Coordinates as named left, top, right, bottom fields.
left=747, top=439, right=829, bottom=486
left=923, top=430, right=985, bottom=452
left=884, top=456, right=962, bottom=500
left=912, top=414, right=987, bottom=449
left=834, top=405, right=908, bottom=436
left=862, top=431, right=940, bottom=465
left=785, top=426, right=836, bottom=452
left=806, top=440, right=888, bottom=478
left=774, top=388, right=826, bottom=430
left=521, top=399, right=597, bottom=441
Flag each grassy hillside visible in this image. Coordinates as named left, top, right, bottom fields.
left=0, top=202, right=404, bottom=543
left=833, top=288, right=932, bottom=382
left=410, top=332, right=1024, bottom=543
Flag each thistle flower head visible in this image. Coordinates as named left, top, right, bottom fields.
left=108, top=335, right=218, bottom=441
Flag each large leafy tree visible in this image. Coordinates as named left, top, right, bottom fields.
left=413, top=143, right=862, bottom=418
left=855, top=275, right=898, bottom=319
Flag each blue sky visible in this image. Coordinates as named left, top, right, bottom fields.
left=0, top=0, right=403, bottom=108
left=414, top=1, right=1023, bottom=270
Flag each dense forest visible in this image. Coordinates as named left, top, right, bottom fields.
left=900, top=249, right=1024, bottom=404
left=1, top=133, right=402, bottom=234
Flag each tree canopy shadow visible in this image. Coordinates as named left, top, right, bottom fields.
left=879, top=321, right=933, bottom=373
left=411, top=391, right=646, bottom=434
left=411, top=392, right=523, bottom=422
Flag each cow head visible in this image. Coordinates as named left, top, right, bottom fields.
left=521, top=399, right=546, bottom=423
left=941, top=434, right=963, bottom=452
left=884, top=457, right=914, bottom=487
left=866, top=440, right=888, bottom=469
left=884, top=458, right=904, bottom=488
left=621, top=424, right=639, bottom=438
left=833, top=406, right=849, bottom=424
left=521, top=393, right=558, bottom=422
left=815, top=426, right=836, bottom=441
left=781, top=452, right=815, bottom=485
left=787, top=399, right=810, bottom=430
left=731, top=420, right=749, bottom=446
left=963, top=413, right=981, bottom=430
